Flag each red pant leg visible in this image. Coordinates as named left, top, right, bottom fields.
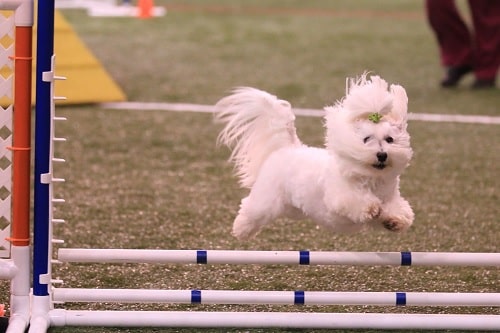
left=468, top=0, right=500, bottom=80
left=425, top=0, right=473, bottom=67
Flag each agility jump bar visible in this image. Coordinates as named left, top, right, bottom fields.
left=53, top=288, right=500, bottom=307
left=48, top=310, right=500, bottom=330
left=57, top=249, right=500, bottom=266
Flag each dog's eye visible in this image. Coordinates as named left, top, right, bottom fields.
left=385, top=136, right=394, bottom=144
left=363, top=136, right=371, bottom=144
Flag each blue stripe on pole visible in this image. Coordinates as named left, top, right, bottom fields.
left=299, top=251, right=310, bottom=265
left=196, top=250, right=207, bottom=264
left=401, top=252, right=412, bottom=266
left=191, top=290, right=202, bottom=303
left=396, top=292, right=406, bottom=306
left=294, top=290, right=305, bottom=304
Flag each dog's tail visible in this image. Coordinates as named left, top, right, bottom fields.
left=215, top=87, right=301, bottom=188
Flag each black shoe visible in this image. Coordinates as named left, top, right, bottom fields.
left=471, top=79, right=495, bottom=89
left=441, top=65, right=472, bottom=87
left=0, top=317, right=8, bottom=333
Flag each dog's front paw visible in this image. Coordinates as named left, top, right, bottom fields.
left=360, top=203, right=381, bottom=223
left=382, top=216, right=412, bottom=232
left=332, top=197, right=381, bottom=224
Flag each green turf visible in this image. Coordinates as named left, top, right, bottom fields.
left=1, top=1, right=499, bottom=332
left=45, top=110, right=498, bottom=333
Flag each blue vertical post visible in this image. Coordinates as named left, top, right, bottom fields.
left=33, top=0, right=55, bottom=296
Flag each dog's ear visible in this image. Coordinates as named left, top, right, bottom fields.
left=388, top=84, right=408, bottom=130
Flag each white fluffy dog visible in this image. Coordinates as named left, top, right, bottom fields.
left=215, top=74, right=414, bottom=240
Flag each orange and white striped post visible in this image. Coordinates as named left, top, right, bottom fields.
left=0, top=0, right=33, bottom=331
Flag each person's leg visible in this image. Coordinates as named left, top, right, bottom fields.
left=425, top=0, right=473, bottom=86
left=468, top=0, right=500, bottom=88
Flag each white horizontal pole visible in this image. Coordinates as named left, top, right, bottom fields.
left=49, top=310, right=500, bottom=330
left=52, top=288, right=500, bottom=307
left=57, top=249, right=500, bottom=267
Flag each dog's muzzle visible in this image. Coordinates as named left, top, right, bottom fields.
left=373, top=152, right=388, bottom=169
left=372, top=162, right=386, bottom=170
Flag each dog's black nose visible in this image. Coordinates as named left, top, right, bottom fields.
left=377, top=152, right=388, bottom=162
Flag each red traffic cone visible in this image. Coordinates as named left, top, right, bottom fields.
left=138, top=0, right=153, bottom=19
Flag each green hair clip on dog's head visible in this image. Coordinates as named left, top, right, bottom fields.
left=368, top=112, right=383, bottom=123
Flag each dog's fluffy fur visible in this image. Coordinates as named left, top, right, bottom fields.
left=215, top=74, right=414, bottom=240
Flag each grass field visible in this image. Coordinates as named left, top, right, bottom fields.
left=2, top=1, right=499, bottom=332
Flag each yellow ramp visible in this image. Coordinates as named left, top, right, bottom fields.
left=33, top=10, right=126, bottom=104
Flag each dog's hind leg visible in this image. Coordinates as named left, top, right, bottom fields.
left=232, top=212, right=263, bottom=240
left=232, top=193, right=283, bottom=240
